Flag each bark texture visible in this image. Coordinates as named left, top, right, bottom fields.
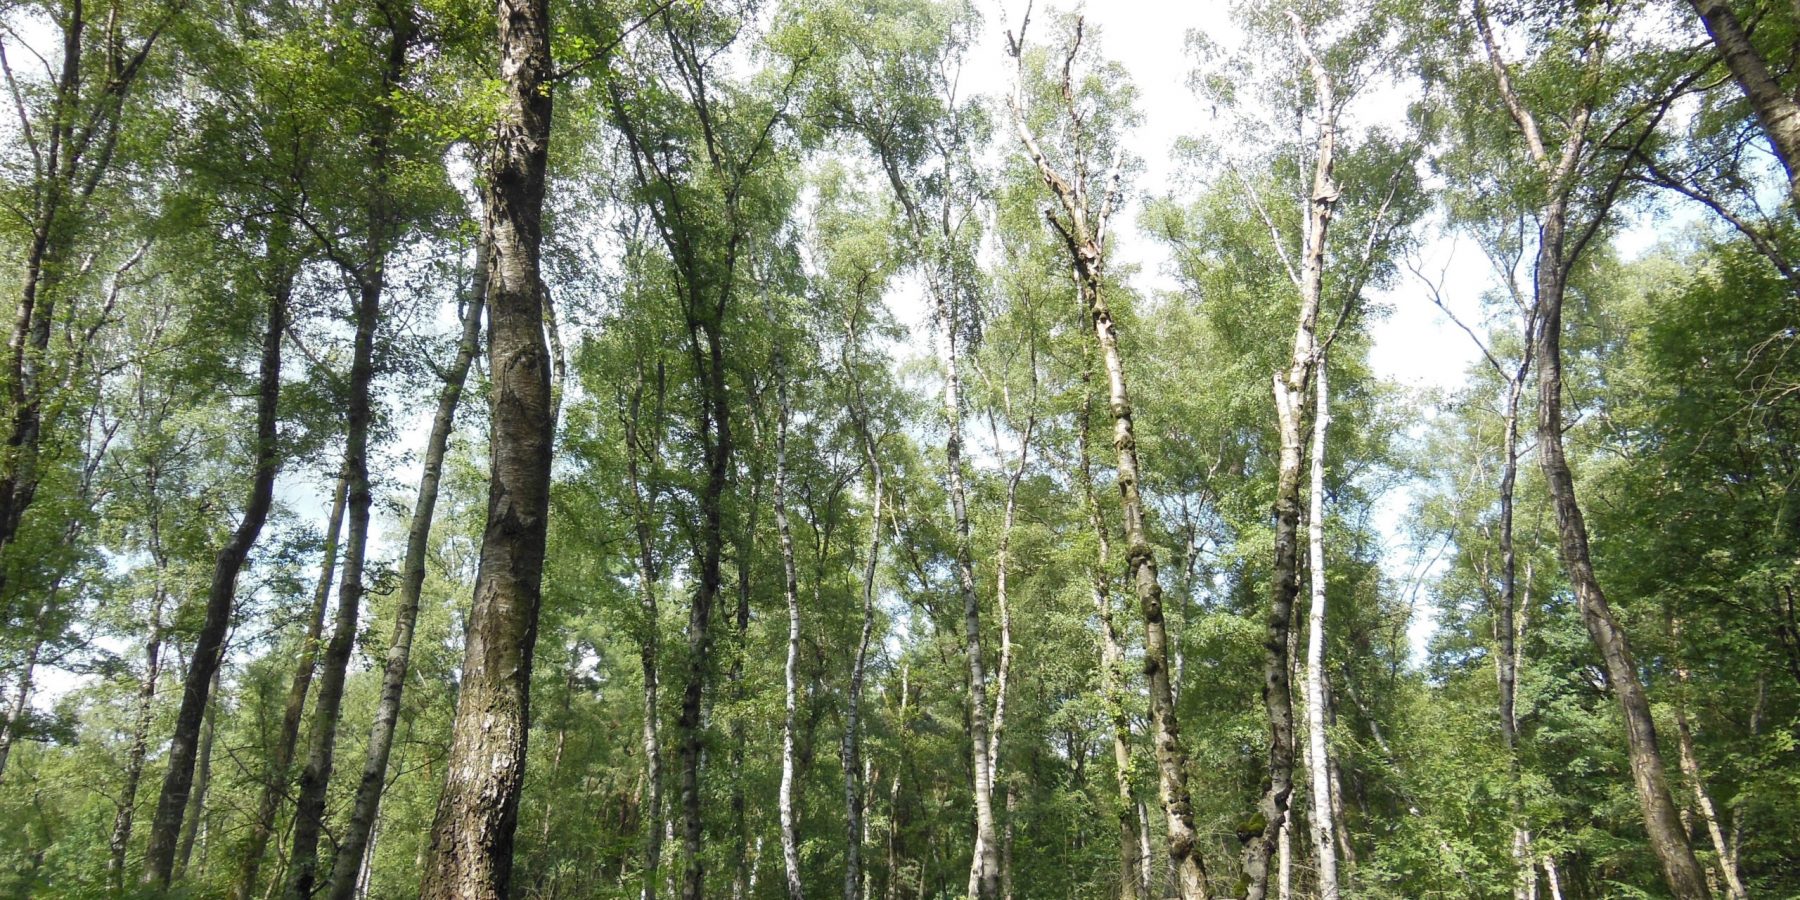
left=1008, top=19, right=1208, bottom=895
left=1687, top=0, right=1800, bottom=204
left=1304, top=355, right=1339, bottom=900
left=417, top=0, right=555, bottom=889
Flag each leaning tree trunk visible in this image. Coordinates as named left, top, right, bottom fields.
left=143, top=250, right=292, bottom=888
left=175, top=664, right=224, bottom=881
left=233, top=469, right=348, bottom=900
left=418, top=0, right=555, bottom=889
left=328, top=233, right=487, bottom=900
left=1078, top=252, right=1209, bottom=900
left=1533, top=207, right=1710, bottom=900
left=1304, top=354, right=1340, bottom=900
left=1687, top=0, right=1800, bottom=205
left=1007, top=33, right=1208, bottom=893
left=1673, top=664, right=1748, bottom=900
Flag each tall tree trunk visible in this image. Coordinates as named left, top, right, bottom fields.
left=418, top=0, right=555, bottom=887
left=288, top=10, right=411, bottom=889
left=1008, top=27, right=1208, bottom=894
left=934, top=287, right=1001, bottom=898
left=1687, top=0, right=1800, bottom=204
left=1081, top=383, right=1142, bottom=900
left=329, top=231, right=487, bottom=900
left=1304, top=355, right=1340, bottom=900
left=843, top=334, right=884, bottom=900
left=1498, top=369, right=1533, bottom=900
left=774, top=378, right=805, bottom=900
left=1469, top=9, right=1709, bottom=888
left=970, top=359, right=1034, bottom=900
left=1533, top=206, right=1710, bottom=900
left=234, top=470, right=348, bottom=900
left=1244, top=18, right=1341, bottom=890
left=143, top=248, right=292, bottom=887
left=287, top=271, right=383, bottom=900
left=842, top=461, right=880, bottom=900
left=677, top=307, right=733, bottom=900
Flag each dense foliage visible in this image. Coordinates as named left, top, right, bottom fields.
left=0, top=0, right=1795, bottom=897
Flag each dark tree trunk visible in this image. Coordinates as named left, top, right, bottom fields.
left=143, top=250, right=292, bottom=888
left=417, top=0, right=555, bottom=889
left=286, top=268, right=383, bottom=900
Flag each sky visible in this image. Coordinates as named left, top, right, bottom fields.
left=18, top=0, right=1716, bottom=710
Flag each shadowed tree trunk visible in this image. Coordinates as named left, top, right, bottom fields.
left=418, top=0, right=555, bottom=889
left=287, top=11, right=412, bottom=892
left=143, top=244, right=293, bottom=888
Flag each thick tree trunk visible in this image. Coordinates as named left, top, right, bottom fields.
left=143, top=253, right=291, bottom=887
left=329, top=233, right=487, bottom=900
left=1533, top=209, right=1710, bottom=900
left=1304, top=355, right=1340, bottom=900
left=774, top=379, right=805, bottom=900
left=234, top=470, right=348, bottom=900
left=1687, top=0, right=1800, bottom=204
left=418, top=0, right=555, bottom=889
